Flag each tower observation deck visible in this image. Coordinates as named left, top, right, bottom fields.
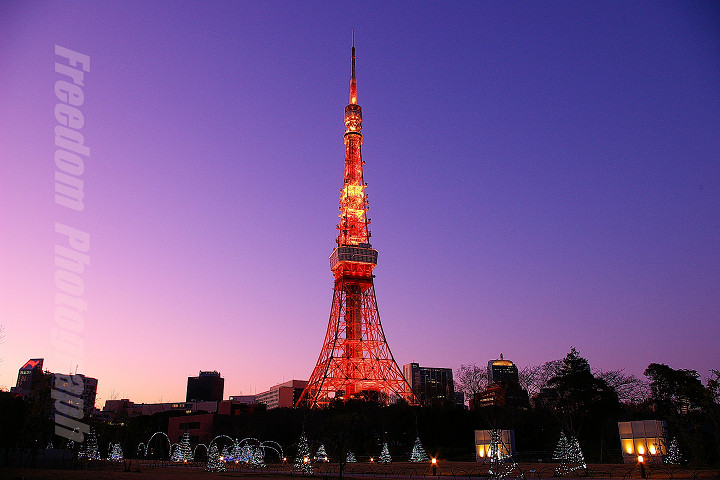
left=297, top=35, right=417, bottom=408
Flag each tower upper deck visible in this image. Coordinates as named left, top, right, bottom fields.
left=336, top=33, right=371, bottom=250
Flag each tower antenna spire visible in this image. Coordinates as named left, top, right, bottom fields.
left=349, top=30, right=357, bottom=104
left=352, top=30, right=355, bottom=77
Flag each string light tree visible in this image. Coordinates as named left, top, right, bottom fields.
left=297, top=33, right=418, bottom=409
left=553, top=433, right=587, bottom=476
left=78, top=428, right=101, bottom=460
left=108, top=442, right=124, bottom=461
left=665, top=438, right=681, bottom=466
left=378, top=442, right=392, bottom=463
left=410, top=437, right=429, bottom=462
left=207, top=443, right=226, bottom=472
left=250, top=445, right=266, bottom=467
left=171, top=432, right=192, bottom=462
left=221, top=446, right=231, bottom=462
left=487, top=429, right=523, bottom=480
left=316, top=444, right=329, bottom=462
left=552, top=432, right=570, bottom=463
left=295, top=435, right=313, bottom=474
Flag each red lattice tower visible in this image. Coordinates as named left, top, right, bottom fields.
left=297, top=36, right=417, bottom=408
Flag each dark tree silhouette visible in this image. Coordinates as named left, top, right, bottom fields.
left=534, top=347, right=620, bottom=456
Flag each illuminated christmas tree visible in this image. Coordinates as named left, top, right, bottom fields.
left=316, top=444, right=328, bottom=462
left=378, top=442, right=392, bottom=463
left=488, top=430, right=508, bottom=462
left=207, top=443, right=226, bottom=472
left=665, top=437, right=681, bottom=465
left=46, top=441, right=54, bottom=449
left=294, top=435, right=313, bottom=474
left=410, top=437, right=429, bottom=462
left=346, top=451, right=357, bottom=463
left=229, top=441, right=241, bottom=462
left=552, top=432, right=570, bottom=461
left=249, top=445, right=265, bottom=467
left=487, top=430, right=521, bottom=480
left=239, top=444, right=252, bottom=462
left=171, top=432, right=192, bottom=462
left=554, top=435, right=586, bottom=476
left=108, top=442, right=124, bottom=461
left=569, top=437, right=585, bottom=464
left=78, top=429, right=101, bottom=460
left=179, top=432, right=192, bottom=461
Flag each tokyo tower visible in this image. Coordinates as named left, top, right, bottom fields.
left=297, top=36, right=418, bottom=408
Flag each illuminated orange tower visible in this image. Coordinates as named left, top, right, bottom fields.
left=297, top=36, right=417, bottom=408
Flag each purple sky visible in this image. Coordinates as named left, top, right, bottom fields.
left=1, top=2, right=718, bottom=406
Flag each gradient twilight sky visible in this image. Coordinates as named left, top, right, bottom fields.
left=1, top=2, right=718, bottom=406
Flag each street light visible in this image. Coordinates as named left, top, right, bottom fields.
left=638, top=455, right=646, bottom=479
left=432, top=457, right=437, bottom=476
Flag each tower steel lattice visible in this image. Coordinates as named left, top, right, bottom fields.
left=297, top=36, right=418, bottom=408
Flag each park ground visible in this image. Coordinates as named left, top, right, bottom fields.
left=2, top=462, right=718, bottom=480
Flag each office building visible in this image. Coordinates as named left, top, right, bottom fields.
left=11, top=358, right=46, bottom=397
left=76, top=374, right=98, bottom=416
left=403, top=363, right=456, bottom=407
left=51, top=372, right=98, bottom=417
left=472, top=355, right=528, bottom=410
left=255, top=380, right=307, bottom=409
left=487, top=354, right=519, bottom=384
left=168, top=413, right=215, bottom=445
left=186, top=371, right=224, bottom=402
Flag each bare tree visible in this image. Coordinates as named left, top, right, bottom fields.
left=456, top=363, right=488, bottom=403
left=707, top=369, right=720, bottom=403
left=519, top=359, right=562, bottom=400
left=594, top=368, right=650, bottom=404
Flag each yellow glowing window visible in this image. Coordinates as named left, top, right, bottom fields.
left=648, top=439, right=664, bottom=455
left=622, top=439, right=634, bottom=454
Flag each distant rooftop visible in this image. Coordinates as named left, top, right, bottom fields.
left=20, top=359, right=44, bottom=371
left=490, top=360, right=514, bottom=366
